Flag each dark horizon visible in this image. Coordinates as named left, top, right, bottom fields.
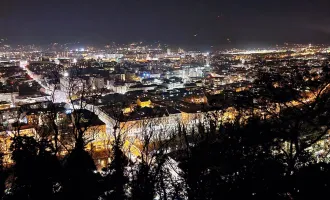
left=1, top=0, right=330, bottom=49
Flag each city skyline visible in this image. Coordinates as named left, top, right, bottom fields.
left=1, top=1, right=330, bottom=199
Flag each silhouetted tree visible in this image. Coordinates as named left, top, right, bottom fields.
left=130, top=122, right=176, bottom=200
left=6, top=136, right=61, bottom=200
left=0, top=152, right=8, bottom=199
left=293, top=162, right=330, bottom=199
left=177, top=118, right=289, bottom=200
left=61, top=147, right=102, bottom=200
left=101, top=136, right=129, bottom=200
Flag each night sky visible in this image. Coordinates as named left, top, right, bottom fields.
left=1, top=0, right=330, bottom=48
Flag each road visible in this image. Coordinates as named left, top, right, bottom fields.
left=23, top=65, right=53, bottom=95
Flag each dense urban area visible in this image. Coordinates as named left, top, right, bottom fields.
left=0, top=42, right=330, bottom=199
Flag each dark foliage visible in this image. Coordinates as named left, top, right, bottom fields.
left=5, top=136, right=61, bottom=200
left=61, top=148, right=102, bottom=200
left=0, top=152, right=8, bottom=199
left=101, top=139, right=129, bottom=200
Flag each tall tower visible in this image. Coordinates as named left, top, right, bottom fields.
left=178, top=48, right=184, bottom=54
left=167, top=48, right=171, bottom=56
left=205, top=57, right=210, bottom=67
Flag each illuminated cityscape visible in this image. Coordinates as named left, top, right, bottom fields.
left=1, top=0, right=330, bottom=199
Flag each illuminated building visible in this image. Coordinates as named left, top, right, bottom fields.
left=89, top=77, right=105, bottom=90
left=137, top=98, right=152, bottom=108
left=107, top=81, right=127, bottom=94
left=167, top=48, right=171, bottom=56
left=126, top=73, right=141, bottom=82
left=128, top=84, right=157, bottom=92
left=183, top=95, right=208, bottom=104
left=109, top=72, right=125, bottom=81
left=0, top=102, right=11, bottom=110
left=0, top=92, right=18, bottom=106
